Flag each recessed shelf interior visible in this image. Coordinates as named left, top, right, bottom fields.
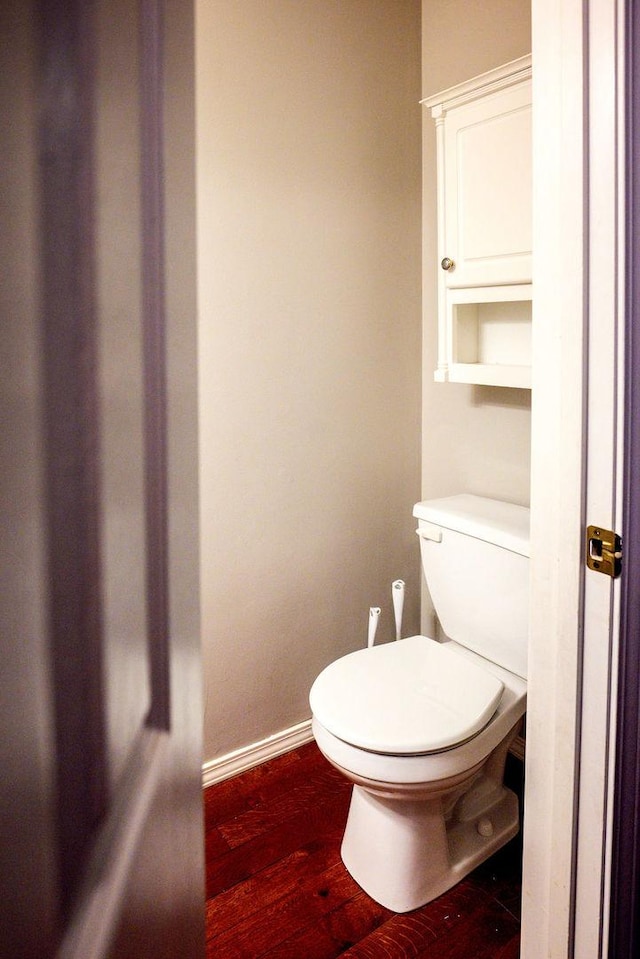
left=452, top=298, right=531, bottom=367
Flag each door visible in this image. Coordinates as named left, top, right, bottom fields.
left=522, top=1, right=626, bottom=957
left=0, top=2, right=204, bottom=958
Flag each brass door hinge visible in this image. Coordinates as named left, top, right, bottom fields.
left=586, top=525, right=622, bottom=578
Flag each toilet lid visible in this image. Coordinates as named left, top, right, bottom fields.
left=309, top=635, right=504, bottom=755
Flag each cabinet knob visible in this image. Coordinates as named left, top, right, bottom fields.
left=440, top=256, right=455, bottom=272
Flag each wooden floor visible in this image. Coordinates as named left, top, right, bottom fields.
left=204, top=741, right=523, bottom=958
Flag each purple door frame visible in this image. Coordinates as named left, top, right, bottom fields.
left=609, top=2, right=640, bottom=954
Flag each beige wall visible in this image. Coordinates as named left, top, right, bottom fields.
left=421, top=0, right=532, bottom=630
left=197, top=1, right=422, bottom=763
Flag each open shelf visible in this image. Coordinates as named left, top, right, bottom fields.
left=436, top=285, right=532, bottom=389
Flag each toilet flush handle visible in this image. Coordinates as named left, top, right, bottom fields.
left=416, top=521, right=443, bottom=543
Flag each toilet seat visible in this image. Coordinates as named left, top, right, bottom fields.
left=309, top=635, right=504, bottom=756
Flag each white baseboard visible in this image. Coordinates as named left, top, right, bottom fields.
left=202, top=718, right=314, bottom=789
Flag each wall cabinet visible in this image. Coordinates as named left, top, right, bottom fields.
left=423, top=56, right=532, bottom=388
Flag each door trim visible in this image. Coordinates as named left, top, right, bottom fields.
left=572, top=0, right=625, bottom=953
left=609, top=1, right=640, bottom=954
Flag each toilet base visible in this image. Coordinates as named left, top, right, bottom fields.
left=341, top=780, right=520, bottom=913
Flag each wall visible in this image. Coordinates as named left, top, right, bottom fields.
left=420, top=0, right=532, bottom=630
left=197, top=1, right=422, bottom=764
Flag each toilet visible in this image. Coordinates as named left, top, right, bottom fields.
left=309, top=493, right=529, bottom=913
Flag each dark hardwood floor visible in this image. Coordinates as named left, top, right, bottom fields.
left=204, top=741, right=523, bottom=958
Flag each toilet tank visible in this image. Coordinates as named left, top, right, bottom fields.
left=413, top=494, right=530, bottom=679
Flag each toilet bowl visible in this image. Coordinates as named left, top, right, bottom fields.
left=310, top=634, right=526, bottom=912
left=309, top=494, right=529, bottom=913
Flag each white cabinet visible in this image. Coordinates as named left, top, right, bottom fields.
left=423, top=56, right=532, bottom=388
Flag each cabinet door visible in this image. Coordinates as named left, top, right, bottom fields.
left=442, top=81, right=532, bottom=289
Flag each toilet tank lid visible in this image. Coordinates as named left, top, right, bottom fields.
left=413, top=494, right=530, bottom=557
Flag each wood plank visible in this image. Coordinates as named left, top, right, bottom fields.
left=230, top=742, right=319, bottom=804
left=203, top=772, right=249, bottom=831
left=217, top=763, right=349, bottom=849
left=204, top=822, right=230, bottom=862
left=257, top=892, right=392, bottom=959
left=340, top=894, right=519, bottom=959
left=204, top=742, right=346, bottom=834
left=206, top=836, right=345, bottom=939
left=338, top=878, right=491, bottom=958
left=412, top=899, right=520, bottom=959
left=207, top=862, right=360, bottom=958
left=205, top=790, right=349, bottom=900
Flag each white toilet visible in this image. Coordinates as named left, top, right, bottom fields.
left=309, top=494, right=529, bottom=913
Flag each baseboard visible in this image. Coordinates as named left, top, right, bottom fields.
left=202, top=718, right=314, bottom=788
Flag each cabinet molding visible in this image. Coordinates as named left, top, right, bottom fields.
left=422, top=55, right=532, bottom=118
